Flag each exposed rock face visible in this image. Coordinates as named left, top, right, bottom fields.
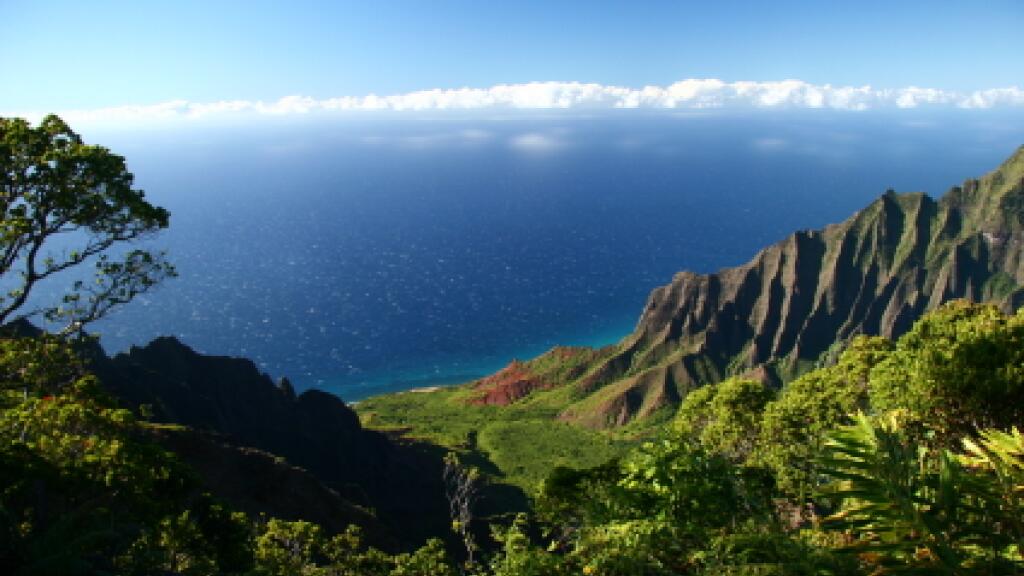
left=524, top=146, right=1024, bottom=428
left=469, top=360, right=550, bottom=406
left=465, top=346, right=612, bottom=407
left=89, top=337, right=450, bottom=548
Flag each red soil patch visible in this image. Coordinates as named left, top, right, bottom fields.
left=467, top=360, right=549, bottom=406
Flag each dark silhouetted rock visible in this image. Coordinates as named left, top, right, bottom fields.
left=87, top=337, right=450, bottom=548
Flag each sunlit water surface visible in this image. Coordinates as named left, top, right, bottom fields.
left=47, top=110, right=1024, bottom=400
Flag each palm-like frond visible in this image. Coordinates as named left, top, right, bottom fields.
left=960, top=428, right=1024, bottom=557
left=818, top=413, right=1022, bottom=574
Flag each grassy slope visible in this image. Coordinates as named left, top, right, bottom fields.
left=357, top=379, right=635, bottom=495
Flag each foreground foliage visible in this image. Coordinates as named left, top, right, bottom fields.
left=820, top=413, right=1024, bottom=574
left=481, top=301, right=1024, bottom=574
left=0, top=336, right=458, bottom=575
left=0, top=337, right=251, bottom=574
left=4, top=300, right=1024, bottom=574
left=0, top=115, right=175, bottom=336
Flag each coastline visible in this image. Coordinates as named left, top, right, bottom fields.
left=302, top=322, right=634, bottom=403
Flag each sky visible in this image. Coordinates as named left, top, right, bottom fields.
left=1, top=0, right=1022, bottom=120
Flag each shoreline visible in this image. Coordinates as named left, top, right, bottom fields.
left=295, top=324, right=633, bottom=403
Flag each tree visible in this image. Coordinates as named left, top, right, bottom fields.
left=869, top=300, right=1024, bottom=444
left=675, top=377, right=775, bottom=463
left=0, top=357, right=249, bottom=574
left=0, top=115, right=174, bottom=336
left=0, top=331, right=85, bottom=400
left=443, top=452, right=480, bottom=569
left=557, top=438, right=763, bottom=575
left=757, top=335, right=892, bottom=497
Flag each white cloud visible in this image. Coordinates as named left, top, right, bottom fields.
left=889, top=87, right=956, bottom=109
left=958, top=87, right=1024, bottom=109
left=6, top=80, right=1023, bottom=127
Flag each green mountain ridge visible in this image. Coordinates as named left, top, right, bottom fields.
left=561, top=145, right=1024, bottom=426
left=557, top=147, right=1024, bottom=426
left=366, top=145, right=1024, bottom=434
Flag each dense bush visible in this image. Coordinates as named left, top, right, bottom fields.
left=869, top=301, right=1024, bottom=443
left=675, top=377, right=775, bottom=463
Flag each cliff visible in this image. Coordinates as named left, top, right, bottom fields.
left=88, top=337, right=451, bottom=548
left=478, top=146, right=1024, bottom=428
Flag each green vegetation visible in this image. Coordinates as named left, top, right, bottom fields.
left=675, top=377, right=775, bottom=463
left=758, top=335, right=892, bottom=496
left=253, top=520, right=455, bottom=576
left=0, top=327, right=464, bottom=574
left=819, top=413, right=1024, bottom=574
left=356, top=344, right=640, bottom=493
left=359, top=300, right=1024, bottom=574
left=475, top=301, right=1024, bottom=574
left=359, top=386, right=633, bottom=492
left=360, top=386, right=508, bottom=447
left=477, top=421, right=622, bottom=490
left=869, top=300, right=1024, bottom=441
left=0, top=115, right=175, bottom=336
left=0, top=337, right=252, bottom=574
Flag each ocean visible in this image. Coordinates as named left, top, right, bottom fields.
left=64, top=109, right=1024, bottom=401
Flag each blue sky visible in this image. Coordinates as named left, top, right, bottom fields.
left=1, top=0, right=1021, bottom=113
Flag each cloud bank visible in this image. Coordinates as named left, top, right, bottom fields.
left=9, top=79, right=1024, bottom=127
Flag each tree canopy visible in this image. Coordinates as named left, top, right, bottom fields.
left=0, top=115, right=174, bottom=336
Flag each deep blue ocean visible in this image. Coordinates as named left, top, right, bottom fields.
left=60, top=110, right=1024, bottom=401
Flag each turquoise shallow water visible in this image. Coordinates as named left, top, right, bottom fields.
left=61, top=109, right=1024, bottom=401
